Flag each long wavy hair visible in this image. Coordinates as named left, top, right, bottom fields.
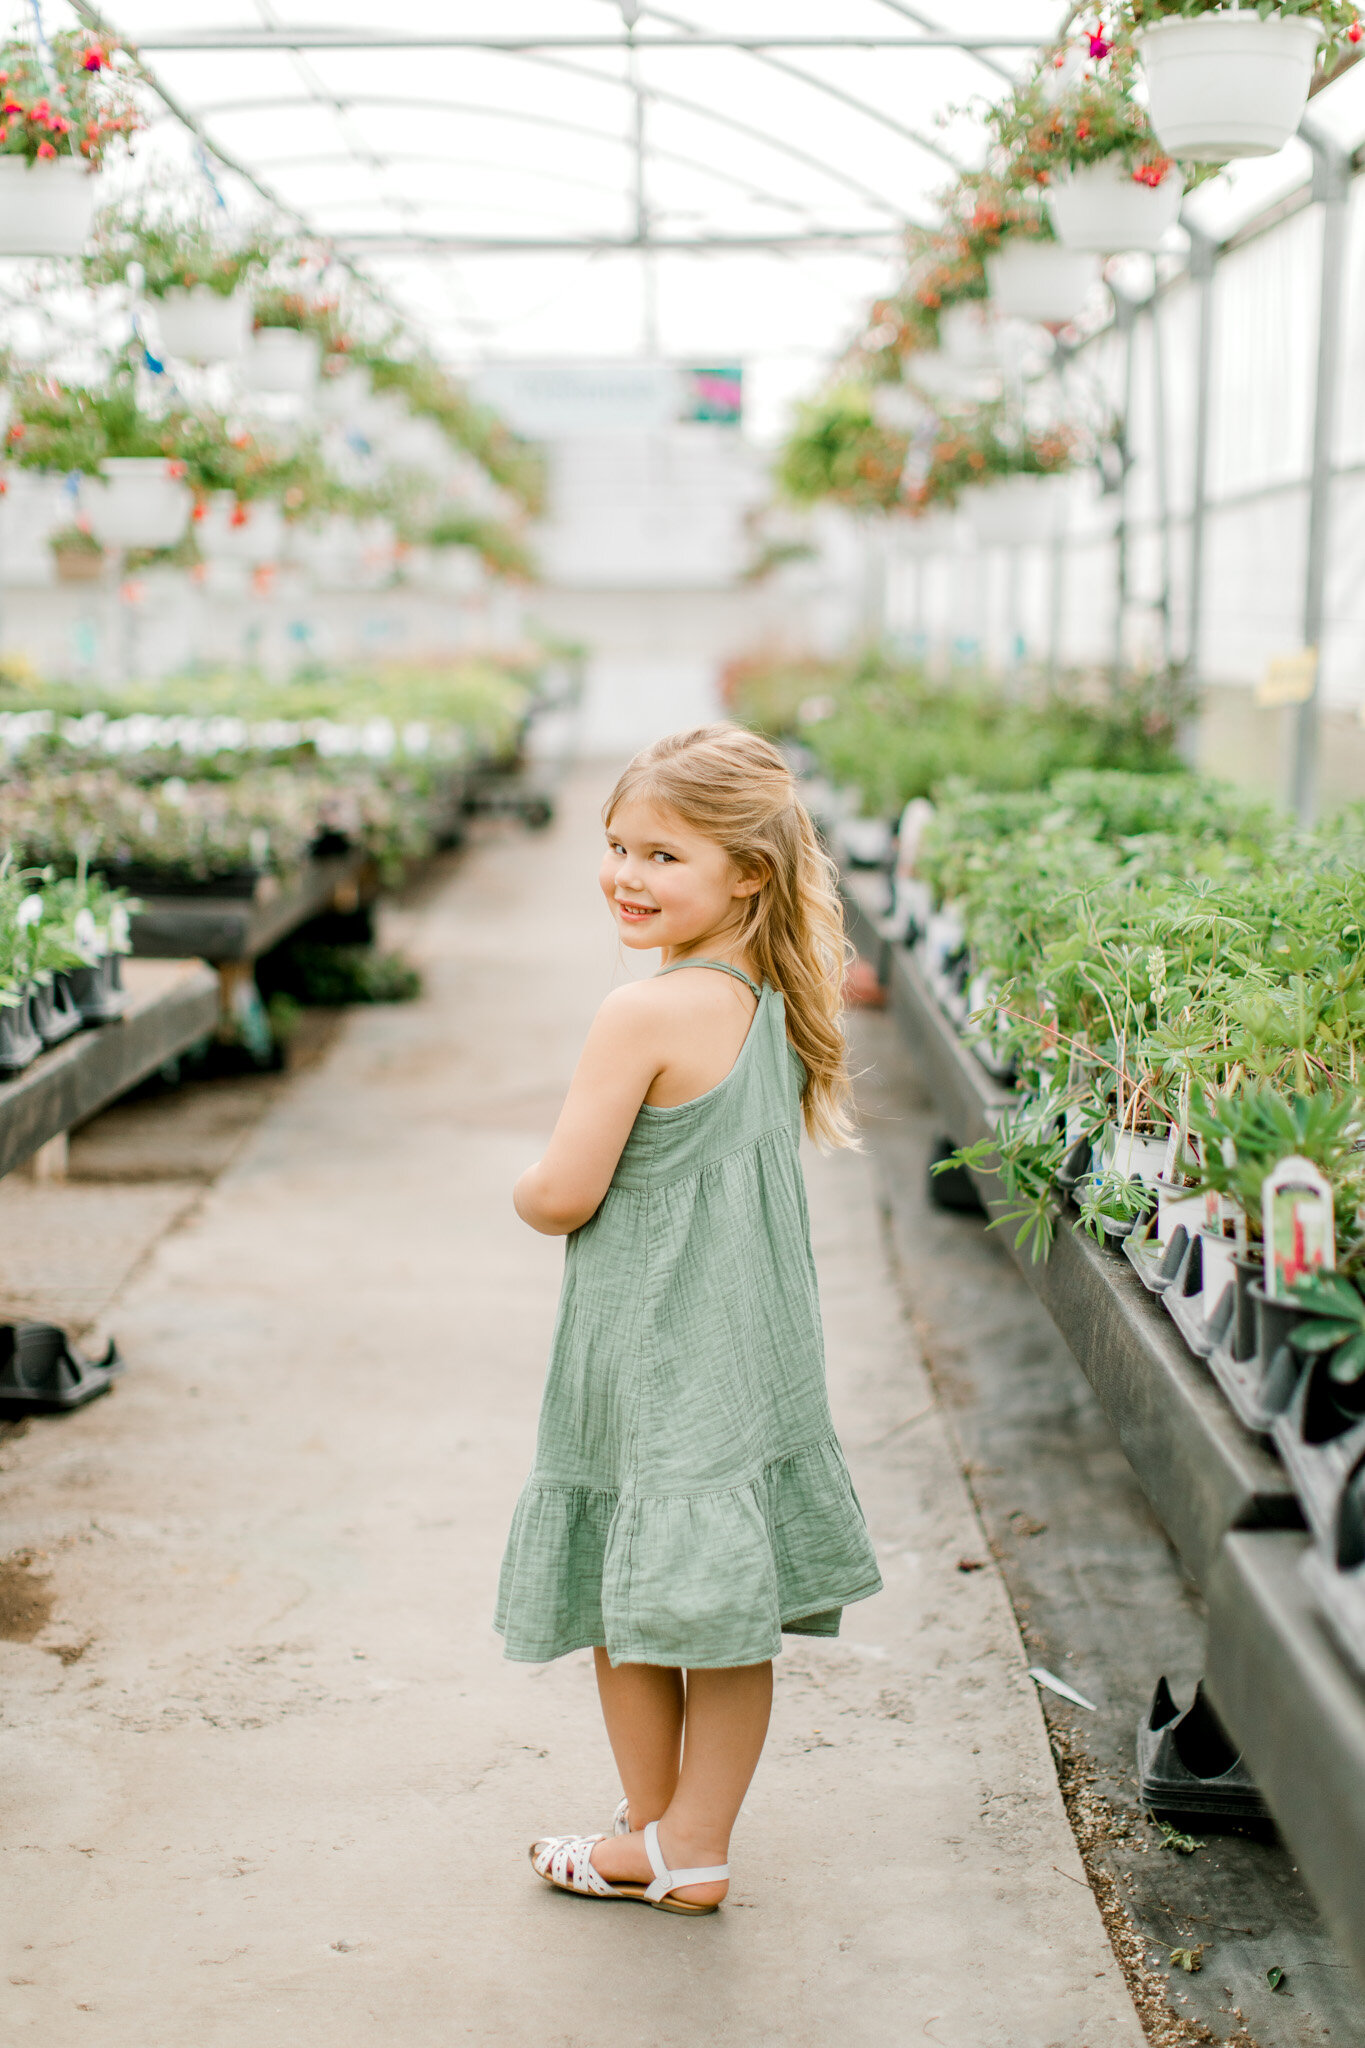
left=604, top=723, right=857, bottom=1149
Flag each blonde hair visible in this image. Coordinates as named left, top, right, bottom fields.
left=604, top=723, right=858, bottom=1150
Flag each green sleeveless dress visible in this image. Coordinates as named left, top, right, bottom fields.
left=496, top=960, right=882, bottom=1669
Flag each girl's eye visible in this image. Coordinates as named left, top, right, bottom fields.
left=651, top=851, right=675, bottom=864
left=609, top=841, right=625, bottom=856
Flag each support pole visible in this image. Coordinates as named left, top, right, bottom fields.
left=1184, top=224, right=1216, bottom=701
left=1148, top=285, right=1175, bottom=674
left=1294, top=123, right=1351, bottom=824
left=1111, top=288, right=1138, bottom=693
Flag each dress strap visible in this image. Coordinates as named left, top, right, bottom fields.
left=657, top=957, right=761, bottom=998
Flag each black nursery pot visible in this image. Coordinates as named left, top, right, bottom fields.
left=1232, top=1254, right=1264, bottom=1364
left=1249, top=1279, right=1310, bottom=1372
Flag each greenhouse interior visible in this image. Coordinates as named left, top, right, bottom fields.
left=3, top=1, right=1365, bottom=2041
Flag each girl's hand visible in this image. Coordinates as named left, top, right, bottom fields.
left=513, top=983, right=666, bottom=1235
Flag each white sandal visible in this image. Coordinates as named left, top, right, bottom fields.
left=530, top=1820, right=729, bottom=1916
left=612, top=1795, right=630, bottom=1836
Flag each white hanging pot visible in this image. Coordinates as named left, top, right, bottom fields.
left=245, top=326, right=321, bottom=396
left=969, top=473, right=1067, bottom=548
left=1047, top=158, right=1186, bottom=255
left=985, top=241, right=1099, bottom=324
left=153, top=286, right=250, bottom=365
left=197, top=490, right=285, bottom=566
left=317, top=365, right=373, bottom=419
left=83, top=458, right=192, bottom=551
left=938, top=301, right=998, bottom=369
left=0, top=156, right=100, bottom=257
left=1138, top=10, right=1324, bottom=162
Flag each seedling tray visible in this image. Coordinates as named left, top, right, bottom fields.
left=0, top=956, right=218, bottom=1180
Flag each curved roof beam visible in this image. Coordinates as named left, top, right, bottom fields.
left=637, top=2, right=964, bottom=172
left=482, top=49, right=924, bottom=221
left=195, top=95, right=818, bottom=223
left=250, top=150, right=630, bottom=206
left=873, top=1, right=1018, bottom=84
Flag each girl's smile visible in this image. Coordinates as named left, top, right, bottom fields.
left=600, top=795, right=760, bottom=954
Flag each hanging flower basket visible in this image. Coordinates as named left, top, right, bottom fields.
left=969, top=473, right=1068, bottom=548
left=83, top=458, right=192, bottom=551
left=1138, top=11, right=1325, bottom=162
left=153, top=286, right=251, bottom=365
left=0, top=156, right=99, bottom=257
left=245, top=327, right=321, bottom=396
left=1048, top=158, right=1186, bottom=254
left=985, top=241, right=1099, bottom=324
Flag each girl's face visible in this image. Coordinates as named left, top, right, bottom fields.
left=601, top=795, right=759, bottom=954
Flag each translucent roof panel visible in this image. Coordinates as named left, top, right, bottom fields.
left=31, top=1, right=1070, bottom=432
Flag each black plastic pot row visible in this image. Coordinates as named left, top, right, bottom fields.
left=0, top=955, right=126, bottom=1081
left=842, top=872, right=1365, bottom=1991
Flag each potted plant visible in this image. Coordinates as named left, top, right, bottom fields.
left=49, top=521, right=106, bottom=583
left=12, top=375, right=194, bottom=549
left=905, top=406, right=1079, bottom=538
left=992, top=34, right=1206, bottom=254
left=1121, top=0, right=1361, bottom=161
left=0, top=32, right=142, bottom=257
left=777, top=386, right=914, bottom=512
left=86, top=207, right=278, bottom=363
left=247, top=286, right=345, bottom=396
left=946, top=173, right=1099, bottom=325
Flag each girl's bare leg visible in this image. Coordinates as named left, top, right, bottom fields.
left=593, top=1649, right=684, bottom=1829
left=591, top=1660, right=773, bottom=1906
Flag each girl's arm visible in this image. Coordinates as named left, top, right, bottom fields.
left=514, top=983, right=665, bottom=1235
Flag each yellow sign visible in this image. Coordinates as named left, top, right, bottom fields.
left=1255, top=649, right=1318, bottom=707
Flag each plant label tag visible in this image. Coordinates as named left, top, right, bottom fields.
left=1262, top=1155, right=1335, bottom=1299
left=1161, top=1121, right=1181, bottom=1184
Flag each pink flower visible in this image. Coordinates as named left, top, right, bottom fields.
left=82, top=46, right=105, bottom=71
left=35, top=140, right=56, bottom=160
left=1088, top=30, right=1110, bottom=59
left=1352, top=20, right=1363, bottom=39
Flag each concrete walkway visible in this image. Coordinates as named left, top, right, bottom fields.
left=0, top=772, right=1143, bottom=2047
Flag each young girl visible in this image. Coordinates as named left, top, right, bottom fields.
left=495, top=723, right=882, bottom=1915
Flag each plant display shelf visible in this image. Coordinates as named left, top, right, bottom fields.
left=0, top=957, right=218, bottom=1181
left=841, top=871, right=1297, bottom=1586
left=844, top=868, right=1365, bottom=1986
left=128, top=852, right=371, bottom=966
left=1208, top=1532, right=1365, bottom=1988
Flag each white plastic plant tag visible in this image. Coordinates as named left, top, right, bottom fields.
left=72, top=907, right=98, bottom=960
left=1262, top=1155, right=1335, bottom=1299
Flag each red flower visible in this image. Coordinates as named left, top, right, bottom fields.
left=1088, top=31, right=1110, bottom=59
left=1076, top=118, right=1091, bottom=140
left=3, top=98, right=24, bottom=117
left=229, top=502, right=249, bottom=528
left=1352, top=20, right=1363, bottom=39
left=166, top=460, right=187, bottom=480
left=1133, top=157, right=1171, bottom=188
left=191, top=500, right=206, bottom=522
left=30, top=98, right=49, bottom=120
left=82, top=45, right=106, bottom=71
left=35, top=140, right=55, bottom=160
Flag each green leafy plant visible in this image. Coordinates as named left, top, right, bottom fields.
left=1289, top=1273, right=1365, bottom=1387
left=424, top=510, right=536, bottom=581
left=86, top=204, right=280, bottom=297
left=1118, top=0, right=1361, bottom=57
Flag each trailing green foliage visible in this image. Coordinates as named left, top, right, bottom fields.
left=730, top=651, right=1186, bottom=814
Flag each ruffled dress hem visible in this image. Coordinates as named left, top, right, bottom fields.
left=495, top=1432, right=883, bottom=1669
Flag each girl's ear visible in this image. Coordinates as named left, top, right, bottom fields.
left=731, top=859, right=766, bottom=901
